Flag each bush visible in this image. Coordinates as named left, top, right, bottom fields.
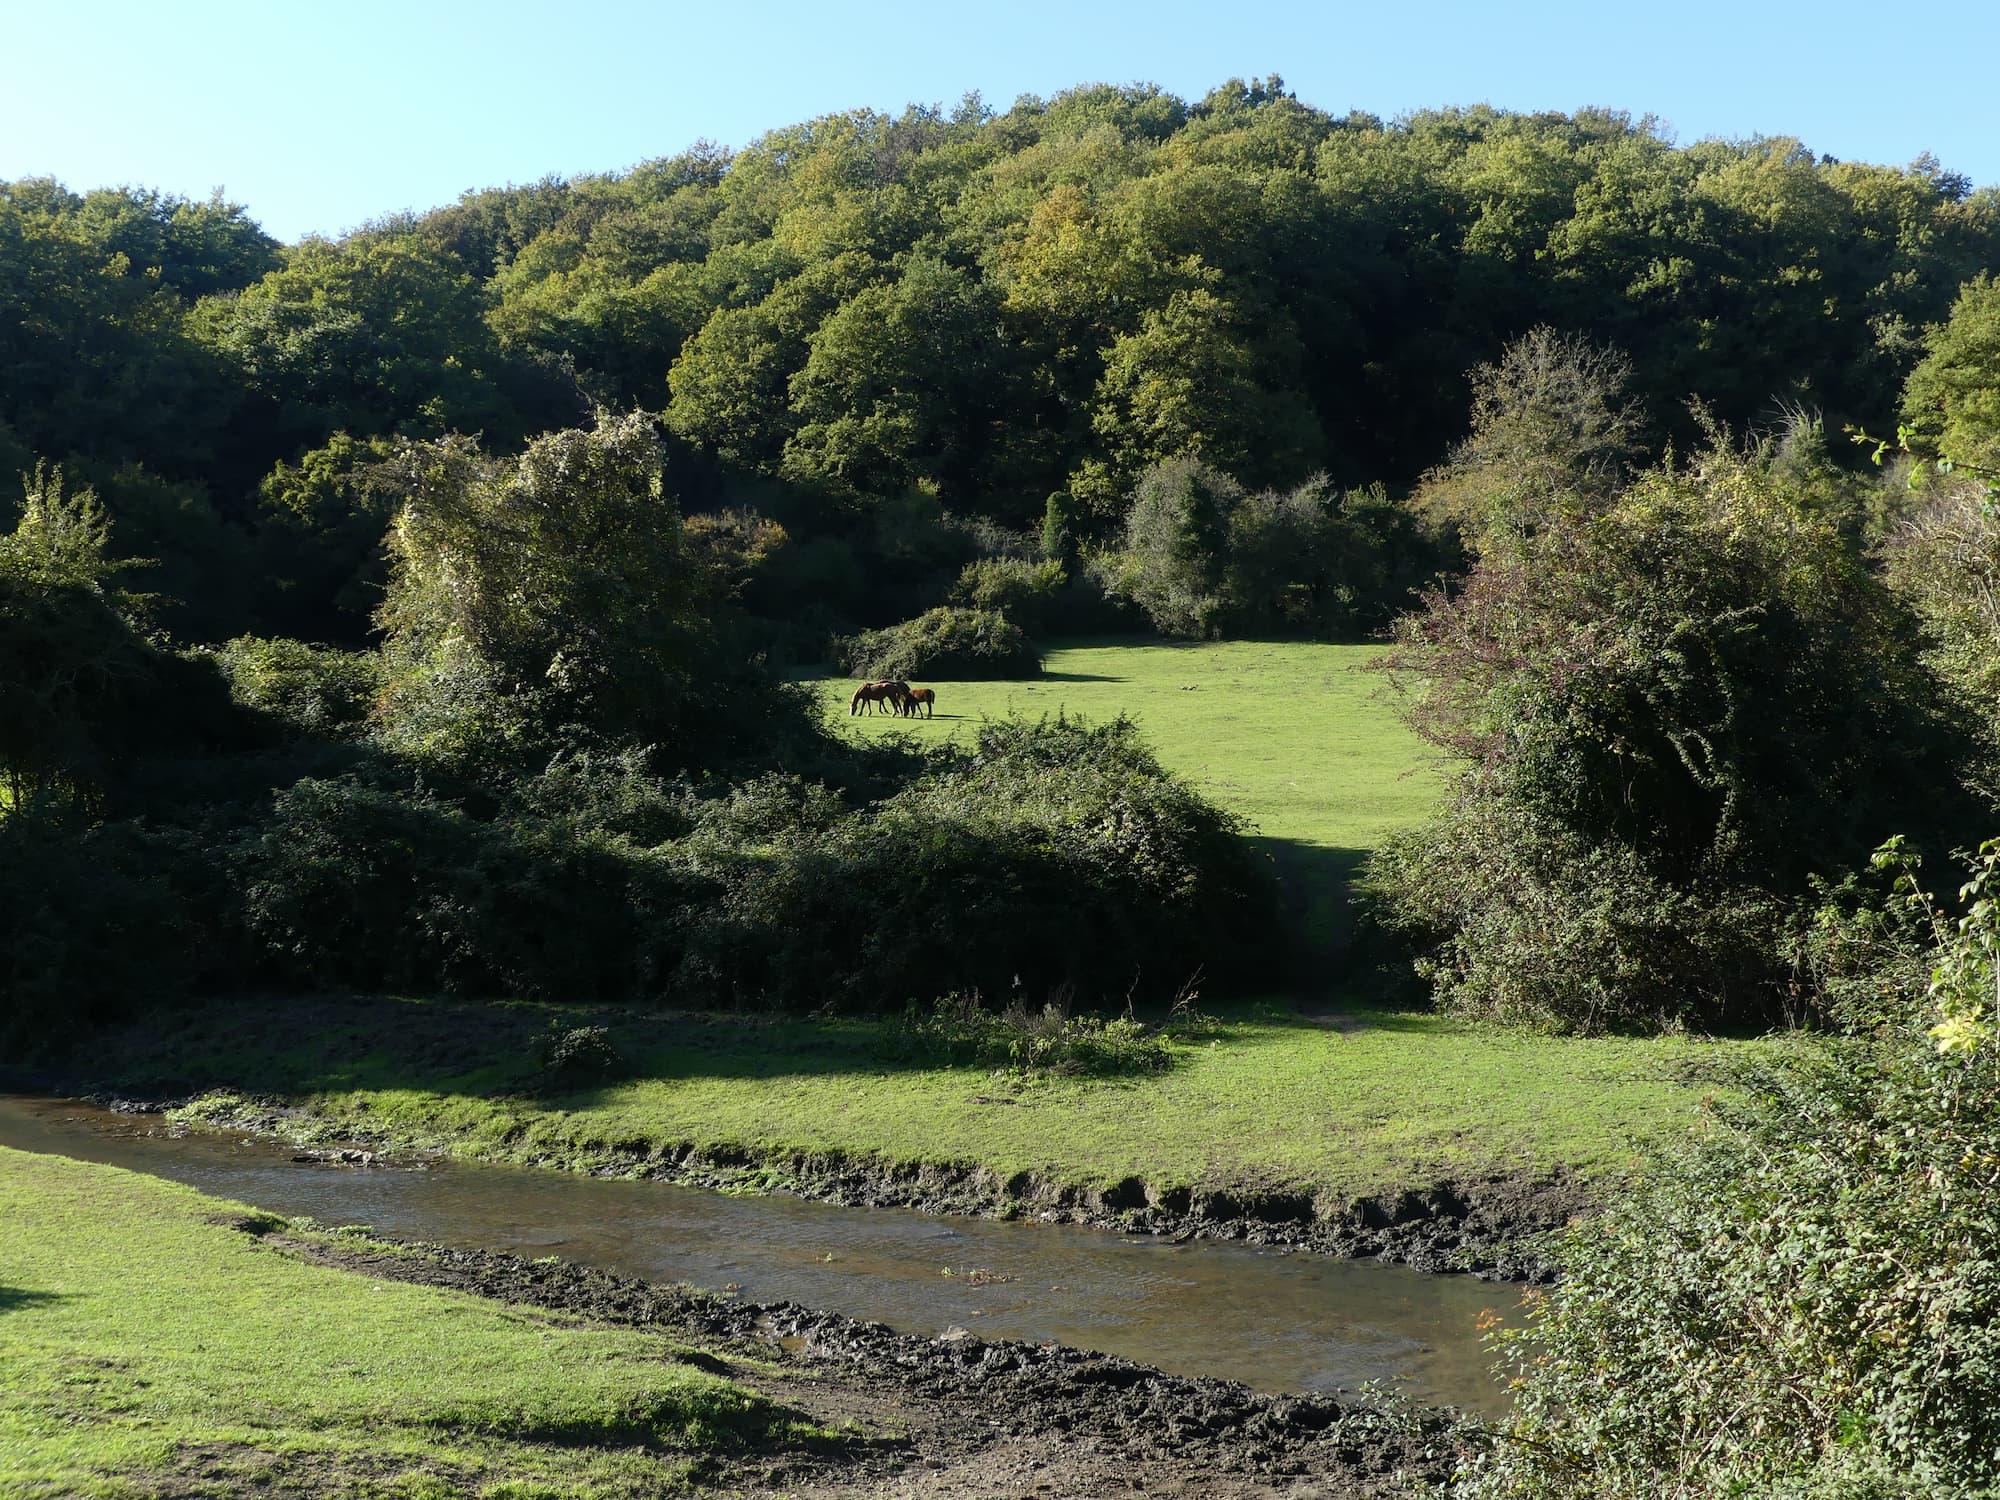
left=214, top=635, right=382, bottom=739
left=1367, top=793, right=1782, bottom=1033
left=886, top=992, right=1173, bottom=1078
left=950, top=556, right=1068, bottom=635
left=234, top=774, right=705, bottom=1001
left=1371, top=432, right=1982, bottom=1032
left=0, top=806, right=235, bottom=1050
left=680, top=715, right=1279, bottom=1010
left=1459, top=842, right=2000, bottom=1499
left=531, top=1023, right=624, bottom=1084
left=834, top=606, right=1039, bottom=680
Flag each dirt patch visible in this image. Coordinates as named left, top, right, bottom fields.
left=275, top=1228, right=1474, bottom=1498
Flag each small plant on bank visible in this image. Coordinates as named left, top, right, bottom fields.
left=531, top=1023, right=623, bottom=1085
left=886, top=990, right=1174, bottom=1078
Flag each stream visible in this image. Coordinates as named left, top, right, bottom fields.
left=0, top=1094, right=1508, bottom=1413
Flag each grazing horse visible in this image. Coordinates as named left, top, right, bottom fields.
left=848, top=681, right=898, bottom=715
left=904, top=687, right=935, bottom=719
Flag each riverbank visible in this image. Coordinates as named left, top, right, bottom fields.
left=19, top=992, right=1760, bottom=1276
left=0, top=1144, right=1467, bottom=1498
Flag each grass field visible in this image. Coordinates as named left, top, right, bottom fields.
left=0, top=1147, right=792, bottom=1498
left=815, top=639, right=1441, bottom=947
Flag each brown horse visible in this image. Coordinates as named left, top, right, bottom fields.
left=904, top=687, right=935, bottom=719
left=849, top=681, right=897, bottom=715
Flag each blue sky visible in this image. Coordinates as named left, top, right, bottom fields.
left=5, top=0, right=1995, bottom=243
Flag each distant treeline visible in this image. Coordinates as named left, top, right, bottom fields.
left=4, top=82, right=1997, bottom=647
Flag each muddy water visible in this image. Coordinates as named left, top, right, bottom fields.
left=0, top=1095, right=1508, bottom=1413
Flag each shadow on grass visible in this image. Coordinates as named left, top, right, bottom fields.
left=1033, top=671, right=1122, bottom=683
left=41, top=988, right=1306, bottom=1110
left=1244, top=836, right=1368, bottom=958
left=0, top=1286, right=68, bottom=1315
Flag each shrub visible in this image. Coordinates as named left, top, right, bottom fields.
left=234, top=774, right=704, bottom=1001
left=834, top=606, right=1039, bottom=680
left=1367, top=792, right=1782, bottom=1033
left=0, top=806, right=236, bottom=1050
left=681, top=715, right=1279, bottom=1010
left=950, top=556, right=1068, bottom=635
left=1459, top=842, right=2000, bottom=1499
left=886, top=992, right=1173, bottom=1078
left=1371, top=432, right=1982, bottom=1032
left=532, top=1023, right=623, bottom=1084
left=214, top=635, right=382, bottom=739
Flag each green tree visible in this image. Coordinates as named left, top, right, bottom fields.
left=1902, top=274, right=2000, bottom=472
left=376, top=413, right=799, bottom=773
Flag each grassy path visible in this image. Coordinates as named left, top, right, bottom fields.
left=0, top=1146, right=789, bottom=1498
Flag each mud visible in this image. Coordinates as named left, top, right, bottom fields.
left=274, top=1226, right=1477, bottom=1498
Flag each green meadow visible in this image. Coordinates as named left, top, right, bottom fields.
left=817, top=639, right=1442, bottom=947
left=0, top=1147, right=795, bottom=1499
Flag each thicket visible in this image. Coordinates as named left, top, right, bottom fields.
left=834, top=605, right=1040, bottom=680
left=1368, top=334, right=1985, bottom=1032
left=1457, top=843, right=2000, bottom=1498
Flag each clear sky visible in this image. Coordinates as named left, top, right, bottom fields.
left=5, top=0, right=1995, bottom=244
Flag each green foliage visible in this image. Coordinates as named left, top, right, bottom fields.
left=192, top=235, right=506, bottom=447
left=1373, top=431, right=1979, bottom=1031
left=886, top=992, right=1175, bottom=1078
left=1100, top=457, right=1241, bottom=636
left=1369, top=794, right=1782, bottom=1032
left=950, top=555, right=1069, bottom=633
left=214, top=635, right=382, bottom=738
left=532, top=1022, right=625, bottom=1084
left=0, top=466, right=239, bottom=812
left=1876, top=481, right=2000, bottom=743
left=234, top=773, right=702, bottom=1002
left=682, top=716, right=1279, bottom=1010
left=1414, top=326, right=1642, bottom=544
left=0, top=806, right=222, bottom=1050
left=1458, top=842, right=2000, bottom=1499
left=1221, top=476, right=1431, bottom=636
left=1901, top=274, right=2000, bottom=474
left=375, top=412, right=803, bottom=772
left=834, top=605, right=1039, bottom=680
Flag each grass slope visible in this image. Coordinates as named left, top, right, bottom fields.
left=0, top=1146, right=784, bottom=1498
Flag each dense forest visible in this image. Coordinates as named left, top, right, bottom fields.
left=10, top=78, right=2000, bottom=1497
left=6, top=83, right=1998, bottom=648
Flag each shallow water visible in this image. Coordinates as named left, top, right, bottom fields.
left=0, top=1095, right=1509, bottom=1412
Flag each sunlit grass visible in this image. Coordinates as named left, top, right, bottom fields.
left=816, top=637, right=1438, bottom=848
left=0, top=1146, right=785, bottom=1498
